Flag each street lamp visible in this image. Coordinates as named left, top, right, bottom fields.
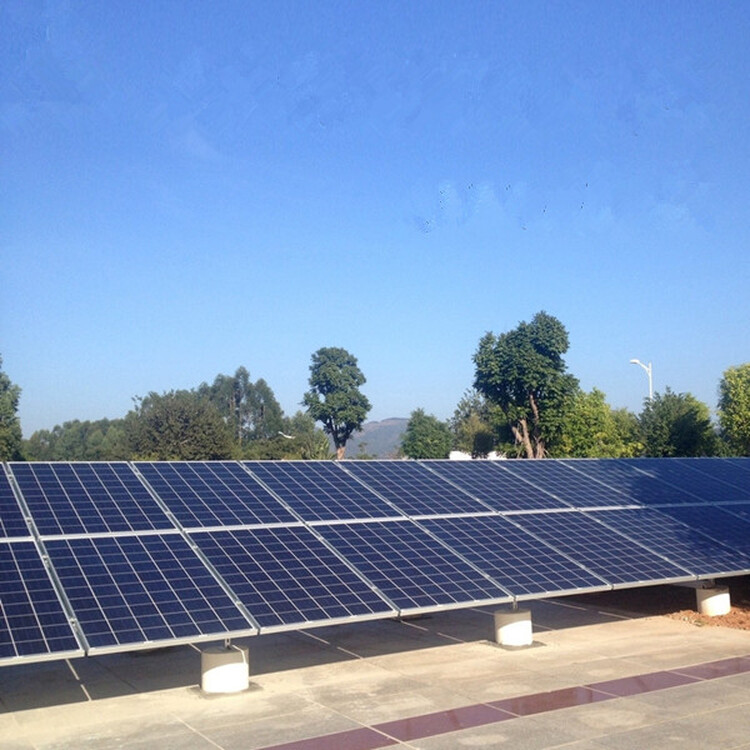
left=629, top=359, right=653, bottom=401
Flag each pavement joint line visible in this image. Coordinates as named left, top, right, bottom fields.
left=251, top=653, right=750, bottom=750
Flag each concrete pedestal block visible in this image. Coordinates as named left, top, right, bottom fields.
left=201, top=645, right=249, bottom=693
left=494, top=608, right=533, bottom=647
left=696, top=586, right=731, bottom=617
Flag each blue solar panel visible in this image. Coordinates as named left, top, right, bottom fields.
left=629, top=458, right=750, bottom=503
left=500, top=460, right=633, bottom=508
left=593, top=508, right=750, bottom=577
left=10, top=463, right=173, bottom=535
left=420, top=460, right=569, bottom=512
left=419, top=515, right=608, bottom=597
left=244, top=461, right=401, bottom=521
left=668, top=458, right=750, bottom=500
left=562, top=459, right=697, bottom=505
left=509, top=511, right=693, bottom=586
left=344, top=461, right=488, bottom=515
left=0, top=541, right=82, bottom=663
left=0, top=466, right=29, bottom=538
left=657, top=506, right=750, bottom=557
left=44, top=534, right=255, bottom=651
left=722, top=503, right=750, bottom=524
left=316, top=520, right=511, bottom=611
left=135, top=461, right=296, bottom=528
left=191, top=527, right=394, bottom=629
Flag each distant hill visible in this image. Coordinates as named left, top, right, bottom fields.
left=340, top=418, right=408, bottom=459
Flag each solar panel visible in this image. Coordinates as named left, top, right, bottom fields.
left=9, top=463, right=174, bottom=536
left=190, top=527, right=395, bottom=630
left=593, top=508, right=750, bottom=577
left=668, top=458, right=750, bottom=500
left=344, top=461, right=488, bottom=516
left=509, top=511, right=693, bottom=586
left=629, top=458, right=750, bottom=503
left=726, top=458, right=750, bottom=473
left=418, top=515, right=608, bottom=598
left=43, top=533, right=256, bottom=652
left=244, top=461, right=401, bottom=521
left=657, top=505, right=750, bottom=557
left=499, top=460, right=633, bottom=508
left=316, top=520, right=511, bottom=612
left=562, top=459, right=697, bottom=505
left=721, top=503, right=750, bottom=524
left=0, top=465, right=29, bottom=538
left=0, top=541, right=83, bottom=664
left=420, top=460, right=569, bottom=512
left=135, top=461, right=297, bottom=528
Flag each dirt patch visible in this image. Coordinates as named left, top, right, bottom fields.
left=569, top=576, right=750, bottom=631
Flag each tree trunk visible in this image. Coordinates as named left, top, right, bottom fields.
left=336, top=445, right=346, bottom=460
left=512, top=419, right=535, bottom=459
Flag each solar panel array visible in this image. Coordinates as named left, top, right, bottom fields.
left=2, top=458, right=749, bottom=666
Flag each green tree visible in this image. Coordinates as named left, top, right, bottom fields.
left=718, top=363, right=750, bottom=456
left=198, top=367, right=285, bottom=447
left=401, top=409, right=453, bottom=459
left=450, top=390, right=497, bottom=457
left=473, top=311, right=579, bottom=458
left=303, top=347, right=371, bottom=460
left=639, top=388, right=717, bottom=457
left=554, top=388, right=639, bottom=458
left=24, top=418, right=128, bottom=461
left=124, top=390, right=233, bottom=460
left=0, top=356, right=23, bottom=460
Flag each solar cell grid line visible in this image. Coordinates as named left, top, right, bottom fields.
left=419, top=460, right=570, bottom=512
left=726, top=458, right=750, bottom=473
left=562, top=459, right=698, bottom=506
left=498, top=460, right=634, bottom=509
left=342, top=461, right=490, bottom=516
left=666, top=458, right=750, bottom=500
left=134, top=461, right=297, bottom=528
left=508, top=511, right=693, bottom=587
left=0, top=465, right=30, bottom=538
left=43, top=534, right=257, bottom=653
left=0, top=540, right=83, bottom=664
left=9, top=462, right=174, bottom=536
left=417, top=515, right=609, bottom=599
left=190, top=527, right=396, bottom=630
left=657, top=505, right=750, bottom=557
left=242, top=461, right=402, bottom=522
left=592, top=508, right=750, bottom=578
left=316, top=519, right=512, bottom=613
left=721, top=503, right=750, bottom=524
left=628, top=458, right=750, bottom=503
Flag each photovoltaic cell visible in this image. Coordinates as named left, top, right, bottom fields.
left=499, top=460, right=632, bottom=508
left=191, top=527, right=394, bottom=629
left=10, top=463, right=173, bottom=536
left=668, top=458, right=750, bottom=500
left=317, top=520, right=510, bottom=611
left=0, top=541, right=82, bottom=663
left=722, top=503, right=750, bottom=524
left=418, top=515, right=607, bottom=597
left=0, top=466, right=29, bottom=538
left=135, top=461, right=296, bottom=527
left=344, top=461, right=488, bottom=516
left=244, top=461, right=400, bottom=521
left=593, top=508, right=750, bottom=576
left=629, top=458, right=750, bottom=503
left=562, top=459, right=697, bottom=505
left=44, top=534, right=255, bottom=651
left=657, top=506, right=750, bottom=557
left=509, top=511, right=693, bottom=586
left=421, top=460, right=568, bottom=512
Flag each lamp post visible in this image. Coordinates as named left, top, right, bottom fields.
left=629, top=359, right=653, bottom=401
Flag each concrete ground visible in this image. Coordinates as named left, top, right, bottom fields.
left=2, top=591, right=750, bottom=749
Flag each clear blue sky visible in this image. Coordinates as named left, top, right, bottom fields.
left=2, top=1, right=749, bottom=437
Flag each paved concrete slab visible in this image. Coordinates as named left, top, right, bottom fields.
left=1, top=589, right=749, bottom=749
